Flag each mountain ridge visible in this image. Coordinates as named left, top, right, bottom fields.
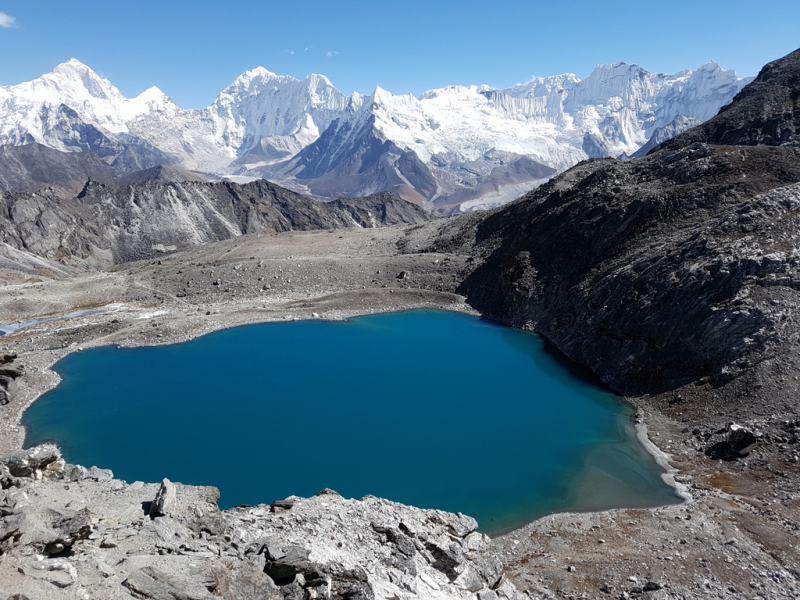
left=0, top=58, right=753, bottom=212
left=0, top=178, right=432, bottom=270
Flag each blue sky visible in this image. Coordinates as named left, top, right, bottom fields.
left=1, top=0, right=798, bottom=108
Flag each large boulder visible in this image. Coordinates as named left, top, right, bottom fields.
left=149, top=478, right=177, bottom=517
left=726, top=423, right=759, bottom=456
left=0, top=444, right=61, bottom=478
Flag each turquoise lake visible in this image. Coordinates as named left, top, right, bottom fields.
left=23, top=309, right=682, bottom=534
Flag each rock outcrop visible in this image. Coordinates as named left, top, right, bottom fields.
left=413, top=47, right=800, bottom=396
left=0, top=446, right=524, bottom=600
left=0, top=354, right=22, bottom=407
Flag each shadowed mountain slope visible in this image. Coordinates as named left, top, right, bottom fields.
left=0, top=143, right=118, bottom=193
left=1, top=179, right=431, bottom=270
left=118, top=164, right=210, bottom=185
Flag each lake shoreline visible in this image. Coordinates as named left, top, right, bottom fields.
left=2, top=297, right=685, bottom=537
left=24, top=309, right=677, bottom=530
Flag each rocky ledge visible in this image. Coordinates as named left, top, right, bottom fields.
left=0, top=445, right=524, bottom=600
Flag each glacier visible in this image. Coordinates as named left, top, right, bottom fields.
left=0, top=58, right=753, bottom=212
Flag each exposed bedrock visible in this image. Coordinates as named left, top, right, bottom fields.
left=0, top=446, right=524, bottom=600
left=0, top=353, right=22, bottom=407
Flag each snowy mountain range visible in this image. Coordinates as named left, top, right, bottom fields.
left=0, top=59, right=753, bottom=213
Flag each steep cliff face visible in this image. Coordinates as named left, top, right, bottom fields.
left=420, top=47, right=800, bottom=396
left=0, top=180, right=432, bottom=268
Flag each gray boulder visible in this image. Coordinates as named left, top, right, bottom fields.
left=0, top=444, right=60, bottom=477
left=122, top=566, right=216, bottom=600
left=150, top=478, right=177, bottom=517
left=63, top=464, right=90, bottom=481
left=726, top=423, right=759, bottom=456
left=87, top=466, right=114, bottom=481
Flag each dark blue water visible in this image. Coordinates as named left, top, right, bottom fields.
left=23, top=310, right=681, bottom=533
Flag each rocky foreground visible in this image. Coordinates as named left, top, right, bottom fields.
left=0, top=445, right=522, bottom=600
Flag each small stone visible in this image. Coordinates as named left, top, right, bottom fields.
left=643, top=581, right=663, bottom=591
left=419, top=572, right=439, bottom=590
left=567, top=566, right=576, bottom=572
left=87, top=466, right=114, bottom=481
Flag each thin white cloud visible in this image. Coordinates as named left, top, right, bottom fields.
left=326, top=50, right=338, bottom=58
left=0, top=12, right=16, bottom=28
left=283, top=50, right=295, bottom=55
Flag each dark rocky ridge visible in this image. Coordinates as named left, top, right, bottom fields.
left=0, top=144, right=211, bottom=195
left=413, top=47, right=800, bottom=396
left=117, top=164, right=210, bottom=185
left=0, top=179, right=432, bottom=269
left=0, top=143, right=119, bottom=193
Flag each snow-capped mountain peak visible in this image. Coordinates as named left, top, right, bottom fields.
left=5, top=58, right=124, bottom=105
left=0, top=57, right=754, bottom=212
left=500, top=73, right=580, bottom=98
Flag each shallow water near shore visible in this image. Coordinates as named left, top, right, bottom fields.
left=23, top=309, right=681, bottom=533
